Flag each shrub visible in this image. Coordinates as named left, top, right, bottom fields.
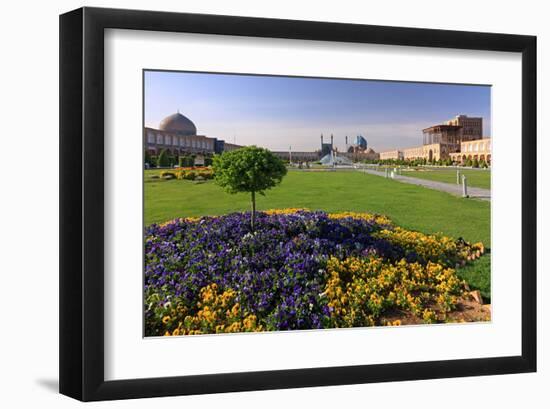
left=157, top=149, right=171, bottom=167
left=144, top=150, right=152, bottom=165
left=179, top=156, right=194, bottom=167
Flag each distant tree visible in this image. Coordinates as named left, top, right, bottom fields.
left=472, top=158, right=480, bottom=168
left=157, top=149, right=171, bottom=168
left=179, top=156, right=194, bottom=167
left=464, top=158, right=472, bottom=167
left=144, top=150, right=152, bottom=166
left=213, top=146, right=287, bottom=231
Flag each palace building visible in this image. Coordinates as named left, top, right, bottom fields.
left=379, top=149, right=403, bottom=161
left=445, top=114, right=483, bottom=141
left=379, top=114, right=489, bottom=164
left=449, top=138, right=492, bottom=164
left=144, top=112, right=241, bottom=157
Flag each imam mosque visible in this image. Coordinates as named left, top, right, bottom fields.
left=144, top=112, right=490, bottom=165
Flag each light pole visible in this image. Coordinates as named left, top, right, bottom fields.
left=289, top=145, right=292, bottom=165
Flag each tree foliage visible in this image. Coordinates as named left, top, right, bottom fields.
left=213, top=146, right=287, bottom=230
left=157, top=149, right=171, bottom=168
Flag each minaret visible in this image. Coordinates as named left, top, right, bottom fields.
left=330, top=134, right=334, bottom=149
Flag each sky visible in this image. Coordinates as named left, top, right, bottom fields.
left=144, top=70, right=491, bottom=152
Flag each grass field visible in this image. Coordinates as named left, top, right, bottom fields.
left=145, top=169, right=491, bottom=300
left=400, top=168, right=491, bottom=189
left=145, top=169, right=490, bottom=243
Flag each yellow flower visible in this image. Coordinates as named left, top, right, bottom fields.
left=264, top=208, right=309, bottom=215
left=162, top=316, right=171, bottom=324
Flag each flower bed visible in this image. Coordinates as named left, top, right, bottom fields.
left=145, top=209, right=485, bottom=336
left=175, top=166, right=214, bottom=180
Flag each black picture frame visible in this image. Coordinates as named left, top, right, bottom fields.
left=59, top=7, right=537, bottom=401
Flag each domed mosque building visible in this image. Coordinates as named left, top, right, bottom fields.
left=144, top=111, right=241, bottom=157
left=145, top=111, right=379, bottom=166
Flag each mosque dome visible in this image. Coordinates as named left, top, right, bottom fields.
left=158, top=112, right=197, bottom=135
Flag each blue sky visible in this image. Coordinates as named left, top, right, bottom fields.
left=144, top=70, right=491, bottom=152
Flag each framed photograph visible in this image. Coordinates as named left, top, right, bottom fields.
left=60, top=7, right=537, bottom=401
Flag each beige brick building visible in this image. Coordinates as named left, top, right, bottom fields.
left=402, top=142, right=459, bottom=162
left=379, top=150, right=403, bottom=160
left=446, top=115, right=483, bottom=141
left=380, top=115, right=488, bottom=164
left=449, top=138, right=492, bottom=164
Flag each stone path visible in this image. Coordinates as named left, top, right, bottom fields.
left=360, top=168, right=491, bottom=201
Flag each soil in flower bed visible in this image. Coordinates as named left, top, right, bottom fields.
left=380, top=298, right=491, bottom=326
left=144, top=209, right=489, bottom=337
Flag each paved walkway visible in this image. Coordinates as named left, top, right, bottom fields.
left=360, top=168, right=491, bottom=201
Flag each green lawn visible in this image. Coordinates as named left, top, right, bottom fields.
left=455, top=255, right=491, bottom=301
left=400, top=168, right=491, bottom=189
left=145, top=169, right=491, bottom=300
left=145, top=169, right=490, bottom=244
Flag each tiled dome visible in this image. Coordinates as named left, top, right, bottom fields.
left=158, top=112, right=197, bottom=135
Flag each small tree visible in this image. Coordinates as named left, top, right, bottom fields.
left=157, top=149, right=171, bottom=168
left=213, top=146, right=287, bottom=231
left=472, top=158, right=480, bottom=168
left=144, top=150, right=152, bottom=166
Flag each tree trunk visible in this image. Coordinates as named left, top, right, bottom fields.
left=251, top=190, right=256, bottom=232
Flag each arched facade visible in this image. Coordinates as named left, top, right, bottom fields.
left=144, top=112, right=241, bottom=157
left=449, top=138, right=492, bottom=165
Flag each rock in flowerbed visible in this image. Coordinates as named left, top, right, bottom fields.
left=144, top=209, right=487, bottom=336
